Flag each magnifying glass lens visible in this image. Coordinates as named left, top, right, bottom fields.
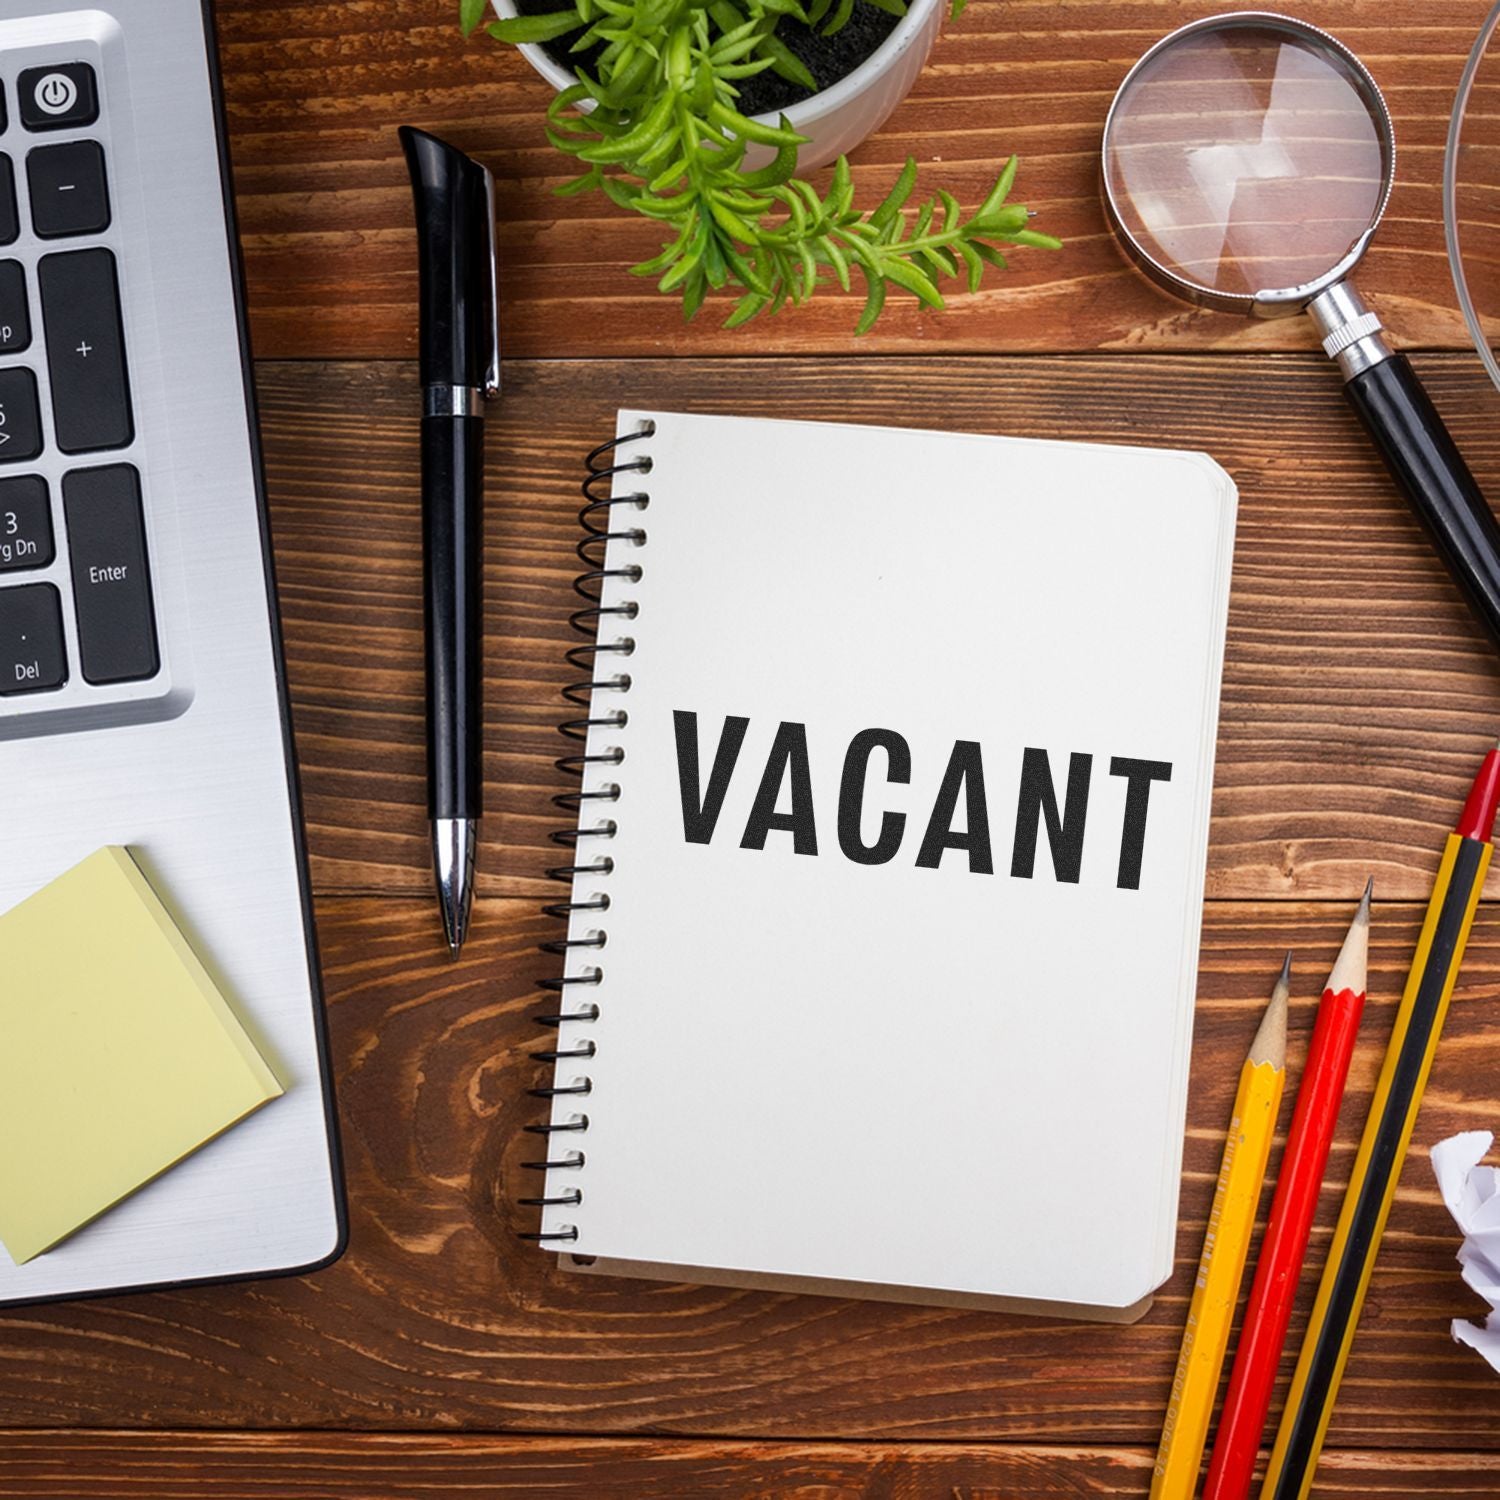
left=1104, top=22, right=1390, bottom=297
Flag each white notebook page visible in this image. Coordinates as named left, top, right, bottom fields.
left=541, top=410, right=1237, bottom=1311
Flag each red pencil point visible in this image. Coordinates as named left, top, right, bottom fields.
left=1455, top=744, right=1500, bottom=842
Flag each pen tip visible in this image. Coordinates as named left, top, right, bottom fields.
left=1358, top=875, right=1374, bottom=918
left=1279, top=949, right=1292, bottom=988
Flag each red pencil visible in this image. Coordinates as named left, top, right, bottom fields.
left=1201, top=880, right=1373, bottom=1500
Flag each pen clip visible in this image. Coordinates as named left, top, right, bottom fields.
left=482, top=163, right=501, bottom=401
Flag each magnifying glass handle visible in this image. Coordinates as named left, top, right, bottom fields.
left=1342, top=353, right=1500, bottom=647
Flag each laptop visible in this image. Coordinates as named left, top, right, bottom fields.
left=0, top=0, right=346, bottom=1303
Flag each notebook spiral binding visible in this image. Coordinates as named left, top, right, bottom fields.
left=518, top=419, right=655, bottom=1246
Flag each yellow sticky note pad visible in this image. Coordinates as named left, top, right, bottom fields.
left=0, top=847, right=282, bottom=1264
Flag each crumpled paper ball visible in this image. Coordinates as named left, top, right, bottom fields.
left=1431, top=1131, right=1500, bottom=1372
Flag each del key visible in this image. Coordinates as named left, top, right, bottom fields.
left=40, top=247, right=133, bottom=453
left=64, top=464, right=158, bottom=684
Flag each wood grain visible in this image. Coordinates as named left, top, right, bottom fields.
left=256, top=353, right=1500, bottom=903
left=215, top=0, right=1492, bottom=360
left=0, top=895, right=1495, bottom=1444
left=2, top=1433, right=1498, bottom=1498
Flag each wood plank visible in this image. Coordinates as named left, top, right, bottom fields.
left=255, top=354, right=1500, bottom=903
left=0, top=896, right=1496, bottom=1442
left=2, top=1432, right=1498, bottom=1498
left=215, top=0, right=1489, bottom=360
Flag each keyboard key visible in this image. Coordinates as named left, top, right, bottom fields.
left=28, top=141, right=110, bottom=238
left=18, top=64, right=99, bottom=132
left=39, top=248, right=132, bottom=453
left=0, top=582, right=66, bottom=694
left=0, top=262, right=29, bottom=354
left=0, top=82, right=7, bottom=135
left=0, top=476, right=52, bottom=571
left=0, top=369, right=43, bottom=464
left=0, top=157, right=15, bottom=247
left=64, top=465, right=158, bottom=683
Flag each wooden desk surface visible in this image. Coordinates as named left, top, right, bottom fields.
left=4, top=2, right=1500, bottom=1496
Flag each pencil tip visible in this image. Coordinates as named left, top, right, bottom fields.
left=1251, top=962, right=1289, bottom=1068
left=1326, top=882, right=1373, bottom=996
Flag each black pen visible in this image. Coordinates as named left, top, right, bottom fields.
left=400, top=128, right=499, bottom=955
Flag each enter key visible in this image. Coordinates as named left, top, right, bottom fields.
left=63, top=464, right=159, bottom=684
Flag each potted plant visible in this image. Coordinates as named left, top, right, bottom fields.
left=460, top=0, right=1057, bottom=330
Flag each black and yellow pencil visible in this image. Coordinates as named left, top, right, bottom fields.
left=1261, top=742, right=1500, bottom=1500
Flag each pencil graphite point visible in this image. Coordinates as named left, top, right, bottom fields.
left=1326, top=880, right=1373, bottom=998
left=1250, top=954, right=1291, bottom=1069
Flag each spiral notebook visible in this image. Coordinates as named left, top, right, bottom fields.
left=528, top=410, right=1237, bottom=1320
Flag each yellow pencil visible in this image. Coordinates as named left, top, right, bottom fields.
left=1152, top=956, right=1289, bottom=1500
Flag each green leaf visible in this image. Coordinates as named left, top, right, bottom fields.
left=718, top=190, right=776, bottom=212
left=658, top=222, right=705, bottom=291
left=709, top=196, right=760, bottom=244
left=956, top=239, right=984, bottom=292
left=971, top=241, right=1008, bottom=269
left=600, top=173, right=640, bottom=209
left=460, top=0, right=490, bottom=37
left=880, top=255, right=944, bottom=308
left=682, top=269, right=708, bottom=321
left=919, top=245, right=959, bottom=278
left=708, top=100, right=806, bottom=147
left=577, top=89, right=676, bottom=163
left=638, top=126, right=685, bottom=170
left=869, top=157, right=918, bottom=231
left=761, top=34, right=816, bottom=91
left=824, top=154, right=854, bottom=219
left=823, top=236, right=850, bottom=291
left=722, top=290, right=768, bottom=328
left=631, top=218, right=695, bottom=275
left=976, top=156, right=1018, bottom=220
left=1007, top=228, right=1062, bottom=250
left=648, top=156, right=691, bottom=191
left=719, top=236, right=770, bottom=293
left=822, top=0, right=854, bottom=34
left=487, top=11, right=582, bottom=43
left=554, top=167, right=604, bottom=197
left=738, top=137, right=800, bottom=190
left=547, top=82, right=594, bottom=119
left=702, top=232, right=728, bottom=288
left=854, top=269, right=886, bottom=335
left=796, top=239, right=818, bottom=298
left=970, top=203, right=1028, bottom=235
left=719, top=59, right=780, bottom=81
left=793, top=178, right=824, bottom=221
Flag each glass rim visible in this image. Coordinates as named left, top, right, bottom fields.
left=1445, top=0, right=1500, bottom=397
left=1101, top=9, right=1396, bottom=316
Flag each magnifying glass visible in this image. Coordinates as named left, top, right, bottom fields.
left=1103, top=11, right=1500, bottom=650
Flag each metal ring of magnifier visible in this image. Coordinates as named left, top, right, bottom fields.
left=1101, top=9, right=1396, bottom=318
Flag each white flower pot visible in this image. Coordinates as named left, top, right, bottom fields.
left=492, top=0, right=943, bottom=171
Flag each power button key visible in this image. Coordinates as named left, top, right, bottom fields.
left=18, top=64, right=98, bottom=132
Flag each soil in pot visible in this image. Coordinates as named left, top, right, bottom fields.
left=511, top=0, right=901, bottom=117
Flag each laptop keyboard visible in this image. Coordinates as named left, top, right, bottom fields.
left=0, top=59, right=159, bottom=699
